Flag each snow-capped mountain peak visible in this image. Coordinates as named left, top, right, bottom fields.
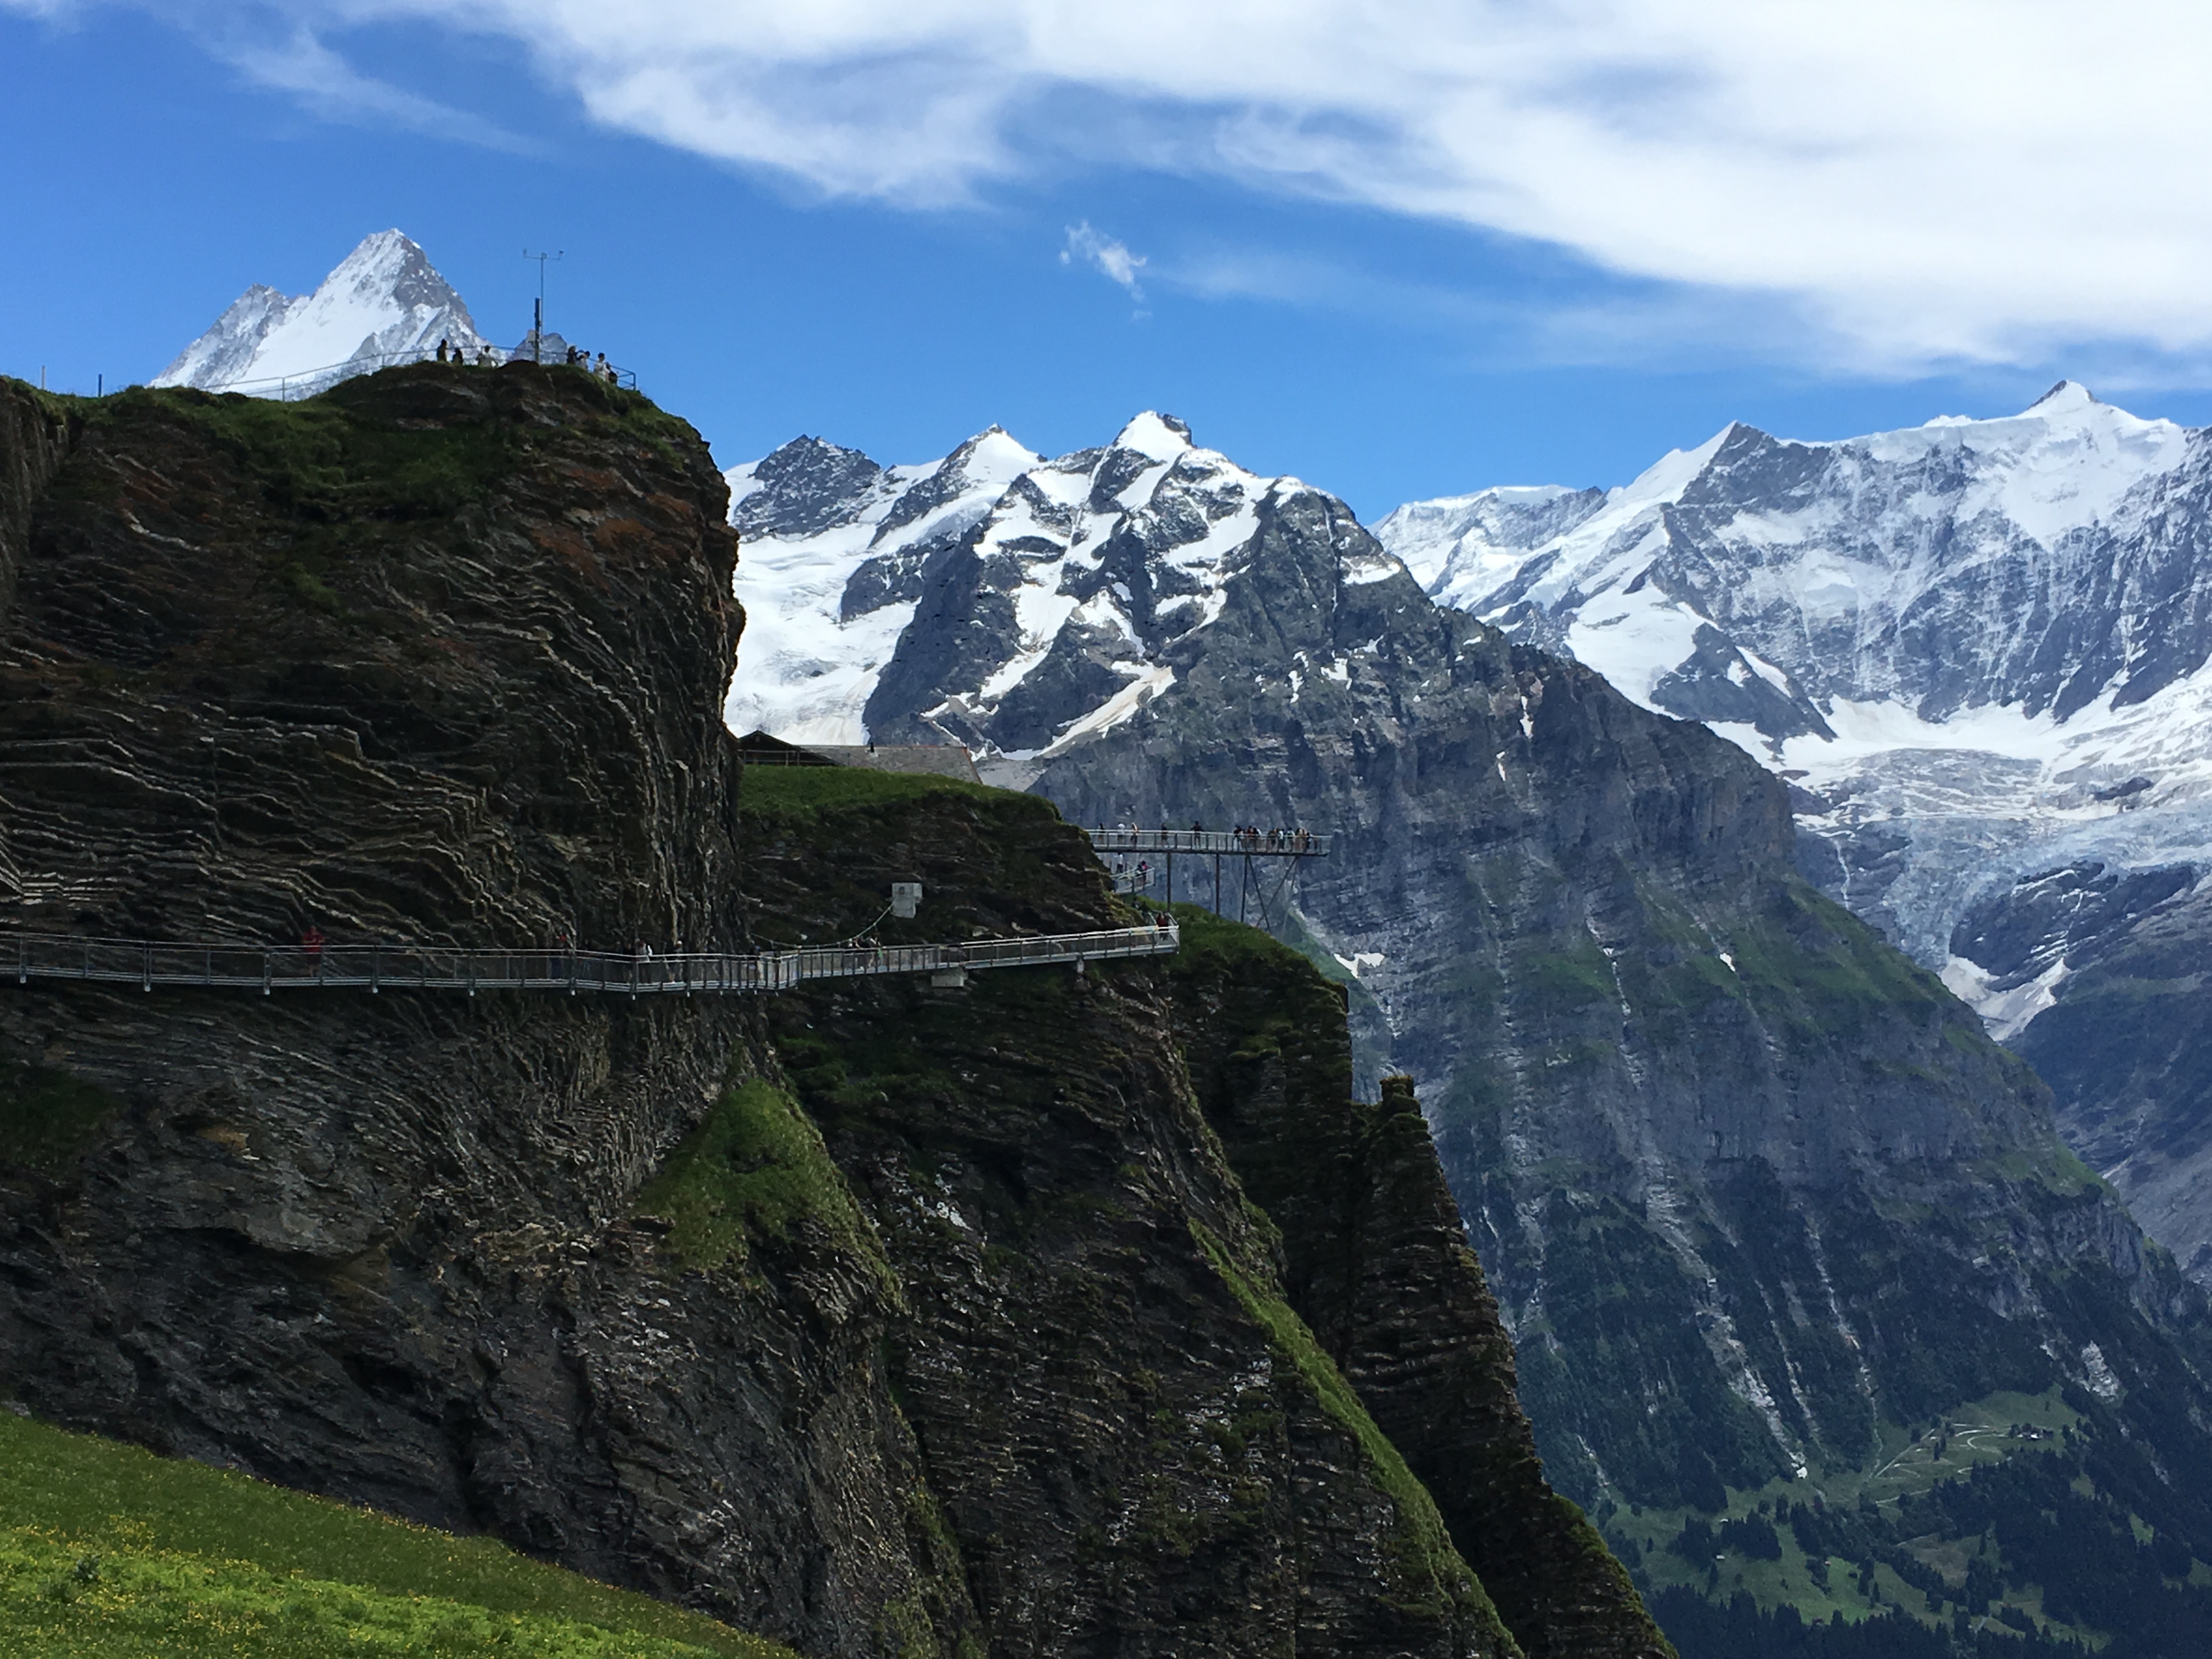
left=1112, top=410, right=1194, bottom=462
left=1375, top=384, right=2212, bottom=998
left=153, top=231, right=490, bottom=398
left=724, top=414, right=1390, bottom=772
left=2028, top=378, right=2100, bottom=414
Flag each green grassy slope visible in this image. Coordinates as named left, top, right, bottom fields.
left=0, top=1408, right=785, bottom=1658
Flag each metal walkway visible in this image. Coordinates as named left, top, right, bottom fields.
left=1084, top=828, right=1328, bottom=926
left=4, top=925, right=1178, bottom=998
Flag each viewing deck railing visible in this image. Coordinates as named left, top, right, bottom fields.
left=184, top=347, right=639, bottom=401
left=1085, top=828, right=1329, bottom=856
left=4, top=924, right=1177, bottom=997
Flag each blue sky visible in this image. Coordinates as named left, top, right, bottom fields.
left=8, top=1, right=2212, bottom=519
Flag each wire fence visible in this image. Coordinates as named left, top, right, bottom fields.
left=4, top=924, right=1178, bottom=998
left=182, top=343, right=637, bottom=402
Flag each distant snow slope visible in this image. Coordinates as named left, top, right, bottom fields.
left=724, top=412, right=1401, bottom=780
left=723, top=427, right=1041, bottom=744
left=1376, top=382, right=2212, bottom=961
left=154, top=232, right=490, bottom=397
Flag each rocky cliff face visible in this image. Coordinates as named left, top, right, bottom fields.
left=0, top=369, right=1660, bottom=1658
left=1158, top=909, right=1663, bottom=1658
left=0, top=365, right=950, bottom=1652
left=738, top=768, right=1562, bottom=1658
left=735, top=413, right=2212, bottom=1649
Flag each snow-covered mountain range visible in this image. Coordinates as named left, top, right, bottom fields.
left=1375, top=383, right=2212, bottom=1277
left=726, top=412, right=1405, bottom=783
left=154, top=232, right=493, bottom=397
left=729, top=390, right=2212, bottom=1283
left=724, top=409, right=2212, bottom=1590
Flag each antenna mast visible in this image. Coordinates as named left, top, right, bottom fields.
left=523, top=249, right=563, bottom=363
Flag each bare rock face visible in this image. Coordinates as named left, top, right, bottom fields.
left=737, top=772, right=1529, bottom=1658
left=1160, top=912, right=1669, bottom=1659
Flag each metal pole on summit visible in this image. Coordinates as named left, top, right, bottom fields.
left=523, top=249, right=563, bottom=363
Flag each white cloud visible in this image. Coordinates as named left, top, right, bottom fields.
left=218, top=24, right=531, bottom=150
left=19, top=0, right=2212, bottom=368
left=1063, top=221, right=1146, bottom=297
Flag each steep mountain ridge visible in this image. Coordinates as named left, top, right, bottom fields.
left=154, top=231, right=494, bottom=397
left=734, top=413, right=2212, bottom=1652
left=726, top=413, right=1407, bottom=779
left=1375, top=385, right=2212, bottom=1287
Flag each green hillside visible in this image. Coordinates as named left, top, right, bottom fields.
left=0, top=1407, right=782, bottom=1658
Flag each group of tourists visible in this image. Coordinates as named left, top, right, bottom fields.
left=561, top=345, right=622, bottom=383
left=429, top=338, right=621, bottom=382
left=432, top=337, right=499, bottom=367
left=1226, top=824, right=1313, bottom=851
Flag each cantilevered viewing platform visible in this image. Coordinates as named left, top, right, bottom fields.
left=1085, top=827, right=1329, bottom=926
left=1086, top=828, right=1330, bottom=856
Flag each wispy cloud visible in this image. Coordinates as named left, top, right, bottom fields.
left=216, top=24, right=532, bottom=151
left=3, top=1, right=529, bottom=151
left=1062, top=222, right=1146, bottom=298
left=19, top=1, right=2212, bottom=371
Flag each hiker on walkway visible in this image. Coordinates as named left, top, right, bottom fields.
left=302, top=924, right=326, bottom=977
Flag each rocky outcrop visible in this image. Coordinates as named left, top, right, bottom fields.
left=0, top=369, right=1668, bottom=1657
left=737, top=768, right=1529, bottom=1657
left=1161, top=908, right=1668, bottom=1659
left=0, top=366, right=976, bottom=1654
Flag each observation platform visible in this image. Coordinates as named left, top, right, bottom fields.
left=1085, top=828, right=1329, bottom=856
left=1084, top=827, right=1329, bottom=925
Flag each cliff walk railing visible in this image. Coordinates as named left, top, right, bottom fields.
left=1085, top=829, right=1329, bottom=856
left=1086, top=828, right=1327, bottom=924
left=184, top=346, right=639, bottom=402
left=4, top=925, right=1177, bottom=997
